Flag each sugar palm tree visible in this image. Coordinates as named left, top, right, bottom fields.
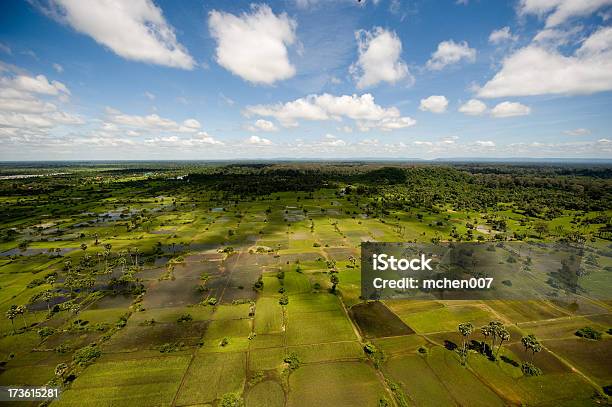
left=495, top=327, right=510, bottom=359
left=16, top=305, right=27, bottom=329
left=458, top=322, right=474, bottom=365
left=5, top=305, right=18, bottom=333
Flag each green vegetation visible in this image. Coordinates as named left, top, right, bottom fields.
left=0, top=162, right=610, bottom=405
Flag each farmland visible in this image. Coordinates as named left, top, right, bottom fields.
left=0, top=162, right=610, bottom=406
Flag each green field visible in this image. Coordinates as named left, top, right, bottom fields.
left=0, top=162, right=610, bottom=406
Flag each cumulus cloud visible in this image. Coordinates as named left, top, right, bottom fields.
left=489, top=26, right=518, bottom=44
left=209, top=4, right=297, bottom=84
left=105, top=108, right=201, bottom=132
left=564, top=128, right=591, bottom=136
left=419, top=95, right=448, bottom=113
left=349, top=27, right=411, bottom=88
left=247, top=119, right=278, bottom=132
left=490, top=101, right=531, bottom=118
left=244, top=93, right=416, bottom=131
left=458, top=99, right=487, bottom=116
left=0, top=72, right=81, bottom=132
left=426, top=40, right=476, bottom=70
left=247, top=135, right=273, bottom=145
left=4, top=74, right=70, bottom=96
left=518, top=0, right=612, bottom=27
left=47, top=0, right=194, bottom=69
left=478, top=26, right=612, bottom=97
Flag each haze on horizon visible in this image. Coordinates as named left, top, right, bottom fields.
left=0, top=0, right=611, bottom=160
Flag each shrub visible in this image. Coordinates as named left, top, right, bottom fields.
left=38, top=327, right=55, bottom=339
left=73, top=345, right=101, bottom=366
left=575, top=326, right=602, bottom=340
left=220, top=393, right=244, bottom=407
left=177, top=313, right=193, bottom=323
left=284, top=353, right=301, bottom=370
left=521, top=362, right=542, bottom=376
left=279, top=294, right=289, bottom=306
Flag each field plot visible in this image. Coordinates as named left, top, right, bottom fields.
left=54, top=355, right=190, bottom=406
left=287, top=361, right=387, bottom=407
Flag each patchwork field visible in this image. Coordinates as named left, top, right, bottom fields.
left=0, top=163, right=610, bottom=406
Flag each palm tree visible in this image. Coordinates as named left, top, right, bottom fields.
left=495, top=327, right=510, bottom=359
left=16, top=305, right=27, bottom=329
left=41, top=290, right=54, bottom=313
left=458, top=322, right=474, bottom=365
left=480, top=325, right=492, bottom=354
left=5, top=305, right=18, bottom=333
left=521, top=334, right=542, bottom=361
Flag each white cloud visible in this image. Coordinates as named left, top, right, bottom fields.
left=426, top=40, right=476, bottom=70
left=0, top=71, right=81, bottom=132
left=219, top=93, right=235, bottom=106
left=244, top=93, right=416, bottom=131
left=478, top=26, right=612, bottom=97
left=414, top=140, right=433, bottom=146
left=489, top=26, right=518, bottom=44
left=419, top=95, right=448, bottom=113
left=247, top=135, right=273, bottom=145
left=349, top=27, right=411, bottom=88
left=247, top=119, right=278, bottom=132
left=490, top=101, right=531, bottom=118
left=144, top=132, right=223, bottom=146
left=518, top=0, right=612, bottom=27
left=475, top=140, right=495, bottom=147
left=52, top=63, right=64, bottom=73
left=105, top=108, right=201, bottom=132
left=144, top=91, right=155, bottom=100
left=320, top=134, right=346, bottom=147
left=564, top=128, right=591, bottom=136
left=209, top=4, right=297, bottom=84
left=458, top=99, right=487, bottom=116
left=4, top=74, right=70, bottom=96
left=49, top=0, right=194, bottom=69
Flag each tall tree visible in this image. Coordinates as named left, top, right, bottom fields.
left=458, top=322, right=474, bottom=365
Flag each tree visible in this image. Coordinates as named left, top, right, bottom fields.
left=16, top=305, right=27, bottom=329
left=458, top=322, right=474, bottom=365
left=534, top=222, right=548, bottom=238
left=495, top=327, right=510, bottom=359
left=5, top=305, right=18, bottom=333
left=521, top=334, right=542, bottom=361
left=480, top=325, right=492, bottom=354
left=55, top=363, right=68, bottom=378
left=330, top=274, right=339, bottom=293
left=80, top=243, right=87, bottom=251
left=41, top=290, right=54, bottom=313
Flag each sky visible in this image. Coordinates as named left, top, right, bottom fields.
left=0, top=0, right=611, bottom=160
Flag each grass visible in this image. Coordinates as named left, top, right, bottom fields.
left=287, top=361, right=386, bottom=407
left=175, top=352, right=246, bottom=405
left=245, top=380, right=285, bottom=407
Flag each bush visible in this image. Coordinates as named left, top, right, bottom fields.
left=73, top=345, right=101, bottom=366
left=521, top=362, right=542, bottom=376
left=220, top=393, right=244, bottom=407
left=38, top=327, right=55, bottom=339
left=284, top=353, right=301, bottom=370
left=177, top=313, right=193, bottom=323
left=220, top=337, right=229, bottom=347
left=575, top=326, right=602, bottom=340
left=279, top=294, right=289, bottom=306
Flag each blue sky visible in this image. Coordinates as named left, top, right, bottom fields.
left=0, top=0, right=611, bottom=160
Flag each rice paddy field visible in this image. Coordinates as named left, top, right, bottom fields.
left=0, top=162, right=610, bottom=406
